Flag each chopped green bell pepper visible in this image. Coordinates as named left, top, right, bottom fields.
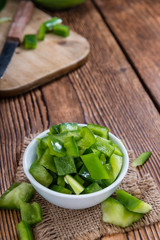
left=37, top=23, right=45, bottom=41
left=16, top=221, right=33, bottom=240
left=87, top=123, right=109, bottom=139
left=52, top=130, right=81, bottom=143
left=132, top=151, right=152, bottom=167
left=116, top=190, right=152, bottom=213
left=50, top=185, right=72, bottom=194
left=29, top=159, right=53, bottom=187
left=36, top=137, right=48, bottom=160
left=77, top=127, right=96, bottom=154
left=100, top=153, right=106, bottom=165
left=83, top=182, right=102, bottom=194
left=44, top=17, right=62, bottom=32
left=48, top=136, right=66, bottom=157
left=79, top=165, right=93, bottom=182
left=23, top=34, right=37, bottom=49
left=0, top=182, right=35, bottom=210
left=102, top=197, right=143, bottom=228
left=20, top=202, right=42, bottom=225
left=49, top=124, right=60, bottom=134
left=74, top=174, right=85, bottom=185
left=93, top=136, right=115, bottom=157
left=57, top=176, right=65, bottom=187
left=109, top=154, right=123, bottom=179
left=64, top=175, right=84, bottom=195
left=53, top=24, right=70, bottom=37
left=59, top=123, right=79, bottom=132
left=54, top=156, right=77, bottom=176
left=75, top=157, right=83, bottom=170
left=64, top=136, right=79, bottom=157
left=81, top=153, right=109, bottom=179
left=113, top=144, right=123, bottom=156
left=40, top=148, right=57, bottom=173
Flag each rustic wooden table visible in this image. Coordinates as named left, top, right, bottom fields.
left=0, top=0, right=160, bottom=239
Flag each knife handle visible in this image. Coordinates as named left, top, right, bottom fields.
left=8, top=1, right=34, bottom=43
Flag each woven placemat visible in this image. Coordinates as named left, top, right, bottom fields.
left=16, top=135, right=160, bottom=240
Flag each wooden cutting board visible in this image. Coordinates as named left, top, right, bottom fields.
left=0, top=0, right=90, bottom=97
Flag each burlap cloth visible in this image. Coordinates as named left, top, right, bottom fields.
left=16, top=135, right=160, bottom=240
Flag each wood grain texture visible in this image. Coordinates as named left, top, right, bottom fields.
left=0, top=0, right=160, bottom=239
left=0, top=0, right=89, bottom=97
left=93, top=0, right=160, bottom=110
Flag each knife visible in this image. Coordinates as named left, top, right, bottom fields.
left=0, top=1, right=34, bottom=78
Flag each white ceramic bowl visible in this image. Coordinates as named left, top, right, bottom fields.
left=23, top=124, right=129, bottom=209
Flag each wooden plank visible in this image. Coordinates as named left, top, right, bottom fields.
left=0, top=0, right=160, bottom=239
left=0, top=0, right=89, bottom=97
left=93, top=0, right=160, bottom=109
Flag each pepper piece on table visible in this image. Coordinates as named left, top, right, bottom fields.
left=16, top=221, right=33, bottom=240
left=44, top=17, right=62, bottom=32
left=0, top=182, right=35, bottom=210
left=102, top=197, right=143, bottom=228
left=116, top=190, right=152, bottom=213
left=20, top=202, right=42, bottom=225
left=64, top=175, right=84, bottom=195
left=23, top=34, right=37, bottom=49
left=29, top=159, right=53, bottom=187
left=54, top=156, right=77, bottom=176
left=87, top=124, right=109, bottom=139
left=64, top=136, right=79, bottom=157
left=132, top=151, right=152, bottom=167
left=37, top=23, right=46, bottom=41
left=81, top=153, right=109, bottom=179
left=53, top=24, right=70, bottom=37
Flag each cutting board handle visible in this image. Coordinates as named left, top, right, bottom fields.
left=8, top=1, right=34, bottom=43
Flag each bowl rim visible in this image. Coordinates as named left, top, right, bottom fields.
left=23, top=124, right=129, bottom=199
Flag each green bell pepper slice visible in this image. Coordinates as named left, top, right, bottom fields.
left=109, top=154, right=123, bottom=179
left=64, top=136, right=79, bottom=157
left=40, top=148, right=57, bottom=173
left=16, top=221, right=33, bottom=240
left=36, top=137, right=48, bottom=160
left=116, top=190, right=152, bottom=213
left=64, top=175, right=84, bottom=195
left=44, top=17, right=62, bottom=32
left=29, top=159, right=53, bottom=187
left=132, top=151, right=152, bottom=167
left=0, top=182, right=35, bottom=210
left=51, top=130, right=81, bottom=143
left=74, top=157, right=83, bottom=170
left=100, top=153, right=106, bottom=165
left=102, top=197, right=143, bottom=228
left=20, top=202, right=42, bottom=225
left=23, top=34, right=37, bottom=49
left=48, top=136, right=66, bottom=157
left=53, top=24, right=70, bottom=37
left=49, top=124, right=60, bottom=134
left=79, top=165, right=93, bottom=182
left=50, top=185, right=72, bottom=194
left=59, top=123, right=79, bottom=132
left=81, top=153, right=109, bottom=179
left=57, top=176, right=65, bottom=187
left=37, top=23, right=45, bottom=41
left=83, top=182, right=102, bottom=194
left=77, top=127, right=96, bottom=154
left=113, top=144, right=123, bottom=156
left=93, top=136, right=115, bottom=157
left=54, top=156, right=77, bottom=176
left=87, top=123, right=109, bottom=139
left=74, top=174, right=85, bottom=185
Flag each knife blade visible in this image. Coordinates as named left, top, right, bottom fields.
left=0, top=1, right=34, bottom=79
